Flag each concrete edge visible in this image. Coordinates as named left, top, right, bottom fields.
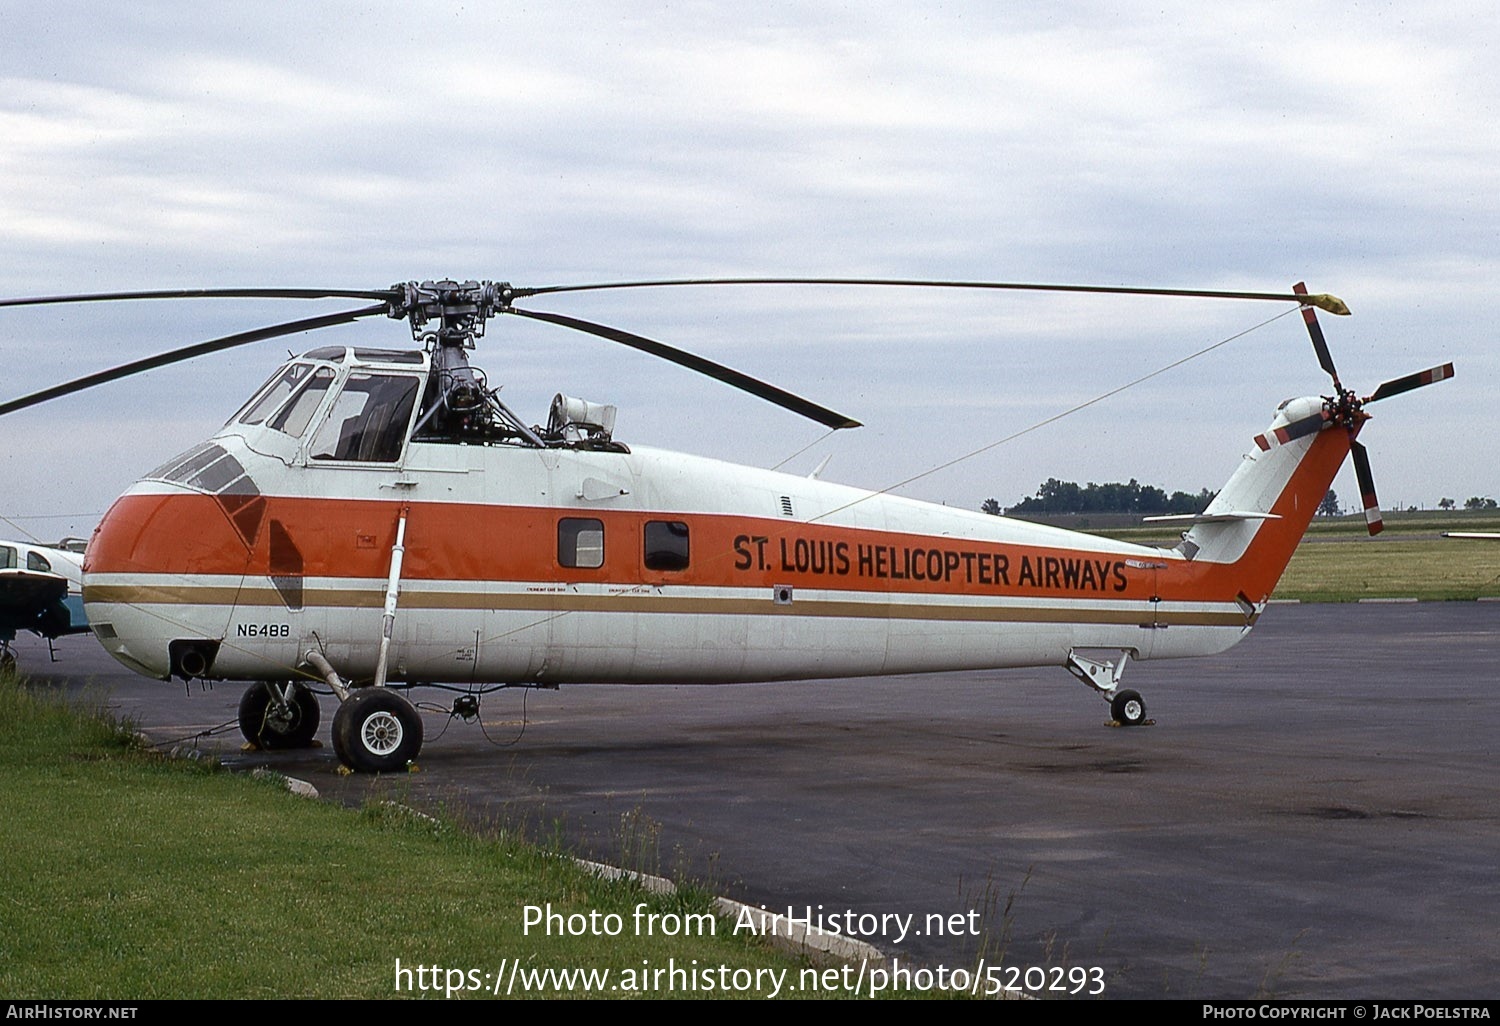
left=1271, top=597, right=1500, bottom=603
left=569, top=858, right=886, bottom=965
left=711, top=897, right=888, bottom=966
left=250, top=767, right=320, bottom=799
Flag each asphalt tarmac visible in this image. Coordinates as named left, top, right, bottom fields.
left=16, top=601, right=1499, bottom=1000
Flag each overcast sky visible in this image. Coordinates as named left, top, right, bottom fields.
left=3, top=1, right=1495, bottom=540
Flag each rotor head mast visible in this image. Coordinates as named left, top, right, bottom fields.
left=386, top=281, right=517, bottom=425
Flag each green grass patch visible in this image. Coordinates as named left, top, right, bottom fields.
left=1275, top=536, right=1500, bottom=601
left=0, top=679, right=826, bottom=999
left=1093, top=511, right=1500, bottom=601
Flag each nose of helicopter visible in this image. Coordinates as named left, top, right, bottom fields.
left=83, top=472, right=252, bottom=682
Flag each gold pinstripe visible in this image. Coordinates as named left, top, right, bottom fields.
left=85, top=583, right=1253, bottom=628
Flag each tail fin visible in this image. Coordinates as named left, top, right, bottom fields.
left=1175, top=396, right=1352, bottom=604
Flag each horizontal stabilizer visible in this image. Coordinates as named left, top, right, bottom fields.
left=1142, top=511, right=1283, bottom=525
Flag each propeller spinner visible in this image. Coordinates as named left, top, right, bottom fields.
left=1253, top=282, right=1454, bottom=535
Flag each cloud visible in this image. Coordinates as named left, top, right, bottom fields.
left=0, top=0, right=1494, bottom=520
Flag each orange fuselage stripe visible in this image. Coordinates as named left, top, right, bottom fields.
left=86, top=428, right=1349, bottom=609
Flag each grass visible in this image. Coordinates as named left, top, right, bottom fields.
left=0, top=679, right=818, bottom=999
left=1097, top=511, right=1500, bottom=601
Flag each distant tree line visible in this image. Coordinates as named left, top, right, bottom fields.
left=982, top=485, right=1499, bottom=518
left=1440, top=496, right=1499, bottom=511
left=992, top=478, right=1216, bottom=516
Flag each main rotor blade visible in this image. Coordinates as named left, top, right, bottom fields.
left=1293, top=282, right=1342, bottom=388
left=0, top=303, right=389, bottom=418
left=0, top=287, right=400, bottom=309
left=1350, top=439, right=1383, bottom=535
left=506, top=306, right=862, bottom=429
left=1364, top=362, right=1455, bottom=403
left=510, top=278, right=1352, bottom=315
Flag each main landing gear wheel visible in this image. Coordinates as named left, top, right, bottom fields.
left=1110, top=689, right=1147, bottom=727
left=238, top=682, right=321, bottom=749
left=332, top=688, right=423, bottom=773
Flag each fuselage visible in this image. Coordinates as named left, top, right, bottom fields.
left=82, top=346, right=1347, bottom=687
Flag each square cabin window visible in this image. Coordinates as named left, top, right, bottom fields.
left=644, top=520, right=690, bottom=571
left=558, top=518, right=604, bottom=569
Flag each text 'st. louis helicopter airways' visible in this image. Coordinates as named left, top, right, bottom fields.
left=0, top=277, right=1453, bottom=771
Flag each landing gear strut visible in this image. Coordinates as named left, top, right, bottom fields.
left=1067, top=648, right=1151, bottom=727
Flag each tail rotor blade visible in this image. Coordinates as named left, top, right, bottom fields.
left=1350, top=440, right=1383, bottom=535
left=1293, top=282, right=1342, bottom=389
left=1365, top=362, right=1455, bottom=404
left=1254, top=409, right=1329, bottom=451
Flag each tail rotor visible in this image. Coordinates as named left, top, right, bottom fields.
left=1253, top=282, right=1454, bottom=536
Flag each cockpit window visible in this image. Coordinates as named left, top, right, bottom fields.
left=0, top=546, right=15, bottom=570
left=238, top=363, right=316, bottom=426
left=310, top=373, right=420, bottom=463
left=267, top=367, right=336, bottom=437
left=26, top=551, right=52, bottom=573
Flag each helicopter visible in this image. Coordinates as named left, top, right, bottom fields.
left=0, top=277, right=1453, bottom=772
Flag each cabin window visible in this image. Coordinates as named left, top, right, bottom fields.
left=644, top=520, right=690, bottom=571
left=558, top=518, right=604, bottom=569
left=268, top=367, right=336, bottom=437
left=26, top=551, right=52, bottom=573
left=310, top=373, right=420, bottom=463
left=0, top=546, right=14, bottom=570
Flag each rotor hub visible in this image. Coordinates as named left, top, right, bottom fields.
left=1323, top=388, right=1368, bottom=429
left=388, top=280, right=513, bottom=349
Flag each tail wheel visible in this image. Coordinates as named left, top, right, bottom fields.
left=332, top=688, right=423, bottom=773
left=238, top=682, right=321, bottom=749
left=1111, top=689, right=1147, bottom=727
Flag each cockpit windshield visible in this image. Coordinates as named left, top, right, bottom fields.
left=310, top=373, right=420, bottom=462
left=236, top=363, right=315, bottom=426
left=268, top=368, right=336, bottom=437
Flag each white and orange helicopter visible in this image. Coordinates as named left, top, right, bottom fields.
left=0, top=278, right=1453, bottom=772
